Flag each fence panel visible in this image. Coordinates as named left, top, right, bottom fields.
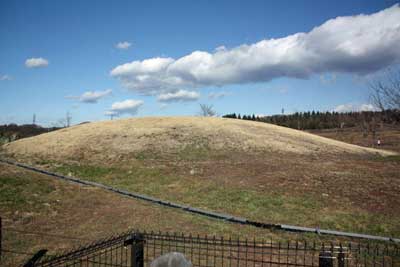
left=24, top=231, right=399, bottom=267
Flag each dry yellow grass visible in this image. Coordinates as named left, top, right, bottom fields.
left=2, top=117, right=396, bottom=162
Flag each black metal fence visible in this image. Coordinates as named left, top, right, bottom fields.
left=19, top=231, right=400, bottom=267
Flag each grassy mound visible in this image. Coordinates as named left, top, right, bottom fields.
left=2, top=117, right=396, bottom=163
left=1, top=117, right=399, bottom=239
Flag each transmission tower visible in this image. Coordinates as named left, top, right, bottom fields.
left=66, top=112, right=72, bottom=127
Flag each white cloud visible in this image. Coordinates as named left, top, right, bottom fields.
left=108, top=99, right=144, bottom=115
left=275, top=86, right=289, bottom=94
left=215, top=45, right=227, bottom=52
left=66, top=89, right=112, bottom=103
left=333, top=103, right=378, bottom=113
left=320, top=73, right=337, bottom=84
left=80, top=89, right=112, bottom=103
left=116, top=41, right=132, bottom=50
left=279, top=88, right=288, bottom=94
left=111, top=5, right=400, bottom=94
left=110, top=57, right=176, bottom=95
left=0, top=74, right=12, bottom=81
left=25, top=57, right=49, bottom=68
left=258, top=85, right=288, bottom=94
left=104, top=110, right=118, bottom=116
left=208, top=91, right=230, bottom=99
left=157, top=90, right=200, bottom=103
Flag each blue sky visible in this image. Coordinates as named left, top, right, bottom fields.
left=1, top=0, right=399, bottom=126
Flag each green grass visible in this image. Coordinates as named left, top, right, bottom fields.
left=177, top=137, right=212, bottom=161
left=0, top=175, right=55, bottom=210
left=50, top=162, right=400, bottom=238
left=55, top=164, right=115, bottom=178
left=373, top=155, right=400, bottom=162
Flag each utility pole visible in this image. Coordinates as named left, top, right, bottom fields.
left=33, top=114, right=36, bottom=125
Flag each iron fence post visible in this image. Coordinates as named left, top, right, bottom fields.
left=319, top=250, right=333, bottom=267
left=124, top=233, right=145, bottom=267
left=337, top=250, right=345, bottom=267
left=0, top=217, right=2, bottom=261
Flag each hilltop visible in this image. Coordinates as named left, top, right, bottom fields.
left=1, top=117, right=395, bottom=163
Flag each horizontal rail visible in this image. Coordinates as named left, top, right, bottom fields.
left=1, top=158, right=399, bottom=243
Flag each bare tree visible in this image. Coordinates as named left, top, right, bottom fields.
left=369, top=68, right=400, bottom=111
left=198, top=104, right=216, bottom=117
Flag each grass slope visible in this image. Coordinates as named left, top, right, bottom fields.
left=1, top=117, right=399, bottom=254
left=1, top=163, right=286, bottom=266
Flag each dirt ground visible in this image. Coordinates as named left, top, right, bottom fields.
left=0, top=163, right=288, bottom=266
left=308, top=124, right=400, bottom=153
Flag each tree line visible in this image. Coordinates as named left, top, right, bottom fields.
left=223, top=109, right=400, bottom=130
left=0, top=124, right=61, bottom=144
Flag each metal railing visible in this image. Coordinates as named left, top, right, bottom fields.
left=21, top=230, right=400, bottom=267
